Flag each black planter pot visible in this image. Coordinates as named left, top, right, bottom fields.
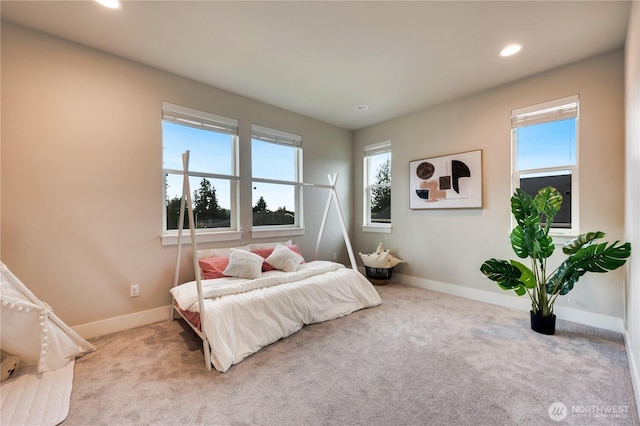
left=530, top=311, right=556, bottom=335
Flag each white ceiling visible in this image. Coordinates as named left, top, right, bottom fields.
left=0, top=1, right=631, bottom=130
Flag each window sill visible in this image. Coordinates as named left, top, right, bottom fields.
left=161, top=230, right=242, bottom=246
left=550, top=233, right=577, bottom=246
left=505, top=231, right=577, bottom=246
left=362, top=225, right=392, bottom=234
left=251, top=227, right=304, bottom=240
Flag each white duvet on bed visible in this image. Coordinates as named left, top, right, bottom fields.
left=171, top=261, right=381, bottom=372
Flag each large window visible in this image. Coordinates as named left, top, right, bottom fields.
left=162, top=102, right=239, bottom=244
left=363, top=141, right=391, bottom=232
left=511, top=95, right=579, bottom=235
left=251, top=124, right=303, bottom=233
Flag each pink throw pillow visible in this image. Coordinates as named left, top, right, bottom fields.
left=198, top=256, right=230, bottom=279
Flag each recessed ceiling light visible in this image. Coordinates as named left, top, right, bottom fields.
left=355, top=105, right=369, bottom=111
left=500, top=44, right=522, bottom=57
left=95, top=0, right=122, bottom=9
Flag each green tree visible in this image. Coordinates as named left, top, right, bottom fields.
left=371, top=158, right=391, bottom=214
left=165, top=196, right=185, bottom=230
left=193, top=178, right=220, bottom=221
left=166, top=179, right=230, bottom=229
left=253, top=196, right=268, bottom=213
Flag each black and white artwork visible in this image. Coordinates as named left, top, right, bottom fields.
left=409, top=150, right=482, bottom=209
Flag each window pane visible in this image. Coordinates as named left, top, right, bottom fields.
left=517, top=118, right=576, bottom=170
left=252, top=139, right=297, bottom=181
left=366, top=150, right=391, bottom=225
left=520, top=172, right=572, bottom=228
left=369, top=186, right=391, bottom=223
left=252, top=182, right=295, bottom=226
left=163, top=121, right=233, bottom=175
left=368, top=151, right=391, bottom=184
left=165, top=174, right=232, bottom=230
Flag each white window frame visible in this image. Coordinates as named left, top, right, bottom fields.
left=511, top=95, right=580, bottom=241
left=161, top=102, right=241, bottom=246
left=362, top=140, right=392, bottom=234
left=250, top=124, right=304, bottom=239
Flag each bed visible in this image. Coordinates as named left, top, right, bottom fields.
left=170, top=243, right=381, bottom=372
left=170, top=151, right=380, bottom=372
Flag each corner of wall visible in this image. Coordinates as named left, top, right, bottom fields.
left=624, top=0, right=640, bottom=419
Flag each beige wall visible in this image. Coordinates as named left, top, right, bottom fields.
left=1, top=18, right=632, bottom=334
left=625, top=0, right=640, bottom=412
left=0, top=22, right=353, bottom=327
left=353, top=49, right=627, bottom=320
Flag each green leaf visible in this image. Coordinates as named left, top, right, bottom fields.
left=563, top=231, right=606, bottom=255
left=514, top=286, right=527, bottom=296
left=546, top=262, right=585, bottom=296
left=510, top=226, right=529, bottom=258
left=569, top=241, right=631, bottom=272
left=547, top=241, right=632, bottom=296
left=533, top=186, right=562, bottom=231
left=509, top=188, right=554, bottom=260
left=536, top=231, right=555, bottom=259
left=480, top=259, right=526, bottom=296
left=510, top=189, right=536, bottom=227
left=510, top=222, right=554, bottom=260
left=510, top=260, right=536, bottom=289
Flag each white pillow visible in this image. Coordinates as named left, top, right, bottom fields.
left=223, top=249, right=263, bottom=279
left=265, top=244, right=304, bottom=272
left=359, top=250, right=390, bottom=268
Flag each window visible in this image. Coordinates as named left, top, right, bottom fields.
left=251, top=124, right=303, bottom=236
left=511, top=95, right=579, bottom=236
left=162, top=102, right=239, bottom=245
left=363, top=141, right=391, bottom=233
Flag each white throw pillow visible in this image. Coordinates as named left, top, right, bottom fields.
left=265, top=244, right=304, bottom=272
left=359, top=250, right=390, bottom=268
left=223, top=249, right=263, bottom=279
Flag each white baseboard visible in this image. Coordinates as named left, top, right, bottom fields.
left=73, top=273, right=624, bottom=338
left=393, top=272, right=624, bottom=333
left=623, top=329, right=640, bottom=421
left=72, top=305, right=172, bottom=339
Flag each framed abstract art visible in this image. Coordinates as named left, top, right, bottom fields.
left=409, top=150, right=482, bottom=209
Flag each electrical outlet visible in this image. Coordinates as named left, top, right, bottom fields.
left=333, top=253, right=337, bottom=260
left=130, top=284, right=139, bottom=298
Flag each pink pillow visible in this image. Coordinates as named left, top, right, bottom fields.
left=251, top=247, right=279, bottom=271
left=252, top=245, right=304, bottom=271
left=198, top=256, right=230, bottom=279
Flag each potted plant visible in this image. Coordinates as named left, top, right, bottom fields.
left=480, top=186, right=632, bottom=335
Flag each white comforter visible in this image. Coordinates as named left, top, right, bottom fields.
left=170, top=261, right=381, bottom=372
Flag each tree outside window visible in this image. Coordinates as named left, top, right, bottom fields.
left=364, top=141, right=392, bottom=228
left=371, top=158, right=391, bottom=223
left=161, top=102, right=238, bottom=237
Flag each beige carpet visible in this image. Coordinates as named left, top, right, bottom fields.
left=65, top=284, right=638, bottom=425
